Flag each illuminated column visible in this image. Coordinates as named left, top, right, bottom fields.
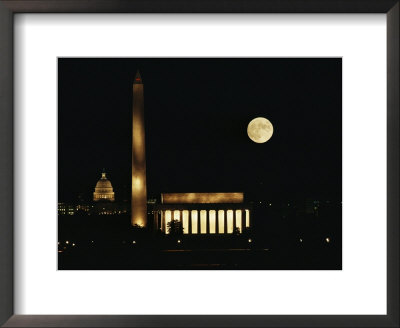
left=192, top=210, right=198, bottom=234
left=175, top=210, right=181, bottom=222
left=209, top=210, right=216, bottom=234
left=182, top=210, right=189, bottom=234
left=188, top=210, right=192, bottom=234
left=224, top=209, right=227, bottom=234
left=246, top=209, right=250, bottom=228
left=165, top=210, right=172, bottom=234
left=131, top=70, right=147, bottom=227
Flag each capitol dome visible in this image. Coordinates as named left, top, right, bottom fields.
left=93, top=170, right=115, bottom=202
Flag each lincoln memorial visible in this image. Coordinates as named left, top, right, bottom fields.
left=153, top=192, right=251, bottom=235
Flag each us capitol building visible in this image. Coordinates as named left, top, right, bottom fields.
left=93, top=170, right=115, bottom=202
left=58, top=170, right=129, bottom=216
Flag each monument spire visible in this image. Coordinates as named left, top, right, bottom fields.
left=131, top=70, right=147, bottom=227
left=134, top=70, right=142, bottom=84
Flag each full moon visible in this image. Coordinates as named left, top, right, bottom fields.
left=247, top=117, right=273, bottom=143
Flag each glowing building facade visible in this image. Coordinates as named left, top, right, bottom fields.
left=154, top=192, right=251, bottom=234
left=93, top=171, right=115, bottom=202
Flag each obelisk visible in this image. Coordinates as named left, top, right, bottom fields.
left=131, top=70, right=147, bottom=227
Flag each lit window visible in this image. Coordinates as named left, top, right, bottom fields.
left=245, top=210, right=250, bottom=227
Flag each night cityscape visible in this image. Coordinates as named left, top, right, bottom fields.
left=58, top=58, right=342, bottom=270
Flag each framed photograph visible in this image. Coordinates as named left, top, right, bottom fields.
left=57, top=57, right=342, bottom=271
left=0, top=1, right=398, bottom=327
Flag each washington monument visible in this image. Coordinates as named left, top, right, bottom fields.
left=131, top=71, right=147, bottom=227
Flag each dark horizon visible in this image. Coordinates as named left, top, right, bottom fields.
left=58, top=58, right=342, bottom=203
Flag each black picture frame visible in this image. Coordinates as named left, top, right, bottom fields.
left=0, top=1, right=398, bottom=327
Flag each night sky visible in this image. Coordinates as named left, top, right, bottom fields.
left=58, top=58, right=341, bottom=202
